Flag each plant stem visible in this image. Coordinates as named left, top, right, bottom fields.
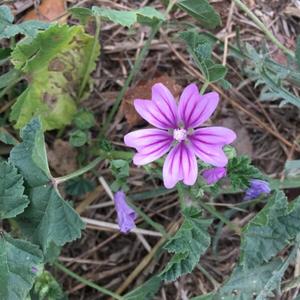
left=93, top=149, right=133, bottom=161
left=100, top=0, right=176, bottom=136
left=54, top=262, right=123, bottom=300
left=55, top=157, right=102, bottom=184
left=78, top=16, right=101, bottom=101
left=200, top=81, right=209, bottom=94
left=176, top=183, right=187, bottom=211
left=127, top=198, right=168, bottom=237
left=197, top=198, right=241, bottom=235
left=232, top=0, right=294, bottom=57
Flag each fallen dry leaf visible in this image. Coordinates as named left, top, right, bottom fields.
left=23, top=0, right=67, bottom=23
left=47, top=139, right=78, bottom=176
left=122, top=74, right=182, bottom=127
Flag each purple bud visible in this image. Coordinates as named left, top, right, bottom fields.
left=31, top=266, right=38, bottom=273
left=202, top=167, right=227, bottom=185
left=244, top=179, right=271, bottom=201
left=114, top=191, right=137, bottom=233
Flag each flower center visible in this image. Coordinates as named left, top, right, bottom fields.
left=173, top=128, right=187, bottom=142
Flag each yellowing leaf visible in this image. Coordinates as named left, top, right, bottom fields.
left=10, top=24, right=100, bottom=131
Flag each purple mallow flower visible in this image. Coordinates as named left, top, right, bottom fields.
left=202, top=167, right=227, bottom=185
left=244, top=179, right=271, bottom=200
left=124, top=83, right=236, bottom=188
left=114, top=191, right=137, bottom=233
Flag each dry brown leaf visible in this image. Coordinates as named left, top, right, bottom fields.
left=122, top=74, right=182, bottom=127
left=47, top=139, right=77, bottom=176
left=23, top=0, right=67, bottom=23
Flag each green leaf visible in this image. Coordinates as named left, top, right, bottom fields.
left=215, top=259, right=283, bottom=299
left=65, top=177, right=95, bottom=196
left=0, top=233, right=43, bottom=300
left=160, top=207, right=211, bottom=281
left=10, top=24, right=100, bottom=130
left=0, top=5, right=48, bottom=39
left=0, top=69, right=20, bottom=90
left=227, top=156, right=262, bottom=190
left=240, top=191, right=300, bottom=269
left=92, top=6, right=165, bottom=27
left=0, top=161, right=29, bottom=219
left=69, top=7, right=93, bottom=25
left=180, top=30, right=227, bottom=84
left=73, top=109, right=95, bottom=130
left=177, top=0, right=221, bottom=29
left=205, top=62, right=227, bottom=82
left=31, top=271, right=66, bottom=300
left=9, top=118, right=85, bottom=253
left=69, top=129, right=89, bottom=147
left=0, top=128, right=18, bottom=145
left=123, top=276, right=161, bottom=300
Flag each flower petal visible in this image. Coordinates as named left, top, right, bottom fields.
left=202, top=167, right=227, bottom=185
left=178, top=84, right=219, bottom=128
left=163, top=143, right=198, bottom=189
left=151, top=83, right=178, bottom=127
left=189, top=127, right=236, bottom=167
left=124, top=129, right=173, bottom=165
left=114, top=191, right=137, bottom=233
left=192, top=127, right=237, bottom=144
left=134, top=83, right=178, bottom=129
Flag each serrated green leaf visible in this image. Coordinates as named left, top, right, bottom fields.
left=160, top=207, right=211, bottom=281
left=92, top=6, right=165, bottom=27
left=0, top=233, right=43, bottom=300
left=0, top=161, right=29, bottom=219
left=215, top=259, right=283, bottom=300
left=177, top=0, right=221, bottom=29
left=0, top=5, right=48, bottom=39
left=123, top=276, right=161, bottom=300
left=227, top=156, right=262, bottom=190
left=10, top=24, right=100, bottom=130
left=240, top=191, right=300, bottom=269
left=9, top=118, right=85, bottom=252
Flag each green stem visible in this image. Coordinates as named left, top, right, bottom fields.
left=127, top=198, right=168, bottom=237
left=93, top=149, right=133, bottom=161
left=200, top=81, right=209, bottom=94
left=232, top=0, right=294, bottom=57
left=54, top=262, right=123, bottom=300
left=101, top=0, right=176, bottom=136
left=78, top=16, right=101, bottom=101
left=197, top=198, right=241, bottom=235
left=176, top=183, right=187, bottom=211
left=55, top=157, right=102, bottom=184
